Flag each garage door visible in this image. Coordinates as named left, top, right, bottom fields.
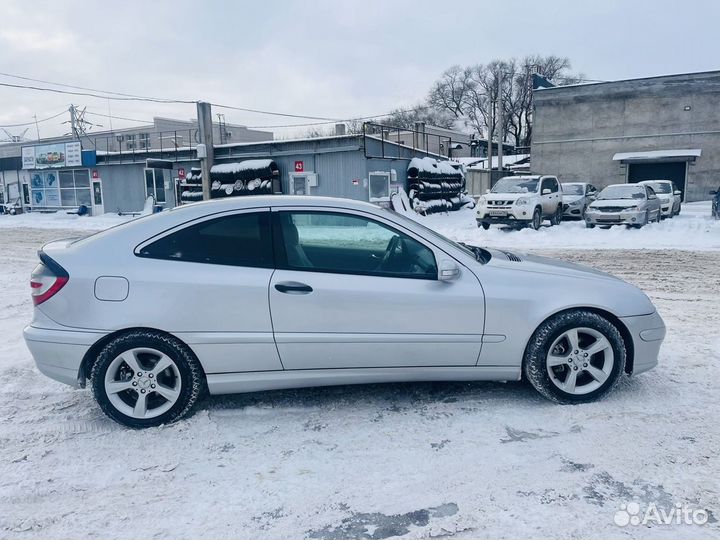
left=627, top=162, right=686, bottom=200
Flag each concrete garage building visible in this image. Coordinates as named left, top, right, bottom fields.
left=531, top=70, right=720, bottom=201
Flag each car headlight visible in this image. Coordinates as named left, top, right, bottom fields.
left=586, top=206, right=598, bottom=212
left=621, top=206, right=639, bottom=212
left=515, top=198, right=528, bottom=206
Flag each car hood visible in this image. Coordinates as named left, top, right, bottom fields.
left=564, top=194, right=583, bottom=204
left=484, top=248, right=619, bottom=282
left=590, top=199, right=641, bottom=208
left=485, top=192, right=532, bottom=201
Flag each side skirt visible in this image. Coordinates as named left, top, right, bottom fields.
left=206, top=366, right=521, bottom=395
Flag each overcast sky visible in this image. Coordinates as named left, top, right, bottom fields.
left=1, top=0, right=718, bottom=140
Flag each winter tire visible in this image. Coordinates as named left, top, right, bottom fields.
left=523, top=310, right=626, bottom=404
left=550, top=206, right=562, bottom=226
left=585, top=222, right=595, bottom=229
left=530, top=208, right=542, bottom=230
left=91, top=330, right=204, bottom=428
left=480, top=222, right=490, bottom=230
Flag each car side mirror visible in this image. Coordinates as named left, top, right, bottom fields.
left=542, top=188, right=551, bottom=195
left=711, top=191, right=718, bottom=195
left=485, top=188, right=490, bottom=194
left=438, top=259, right=460, bottom=281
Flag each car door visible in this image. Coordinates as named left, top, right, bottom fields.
left=645, top=186, right=661, bottom=219
left=540, top=177, right=558, bottom=215
left=268, top=207, right=485, bottom=370
left=132, top=209, right=284, bottom=374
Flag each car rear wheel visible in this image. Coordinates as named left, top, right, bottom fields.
left=549, top=205, right=562, bottom=226
left=91, top=331, right=204, bottom=428
left=523, top=310, right=626, bottom=404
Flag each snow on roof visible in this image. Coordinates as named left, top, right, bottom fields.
left=408, top=157, right=460, bottom=176
left=612, top=149, right=702, bottom=161
left=210, top=159, right=274, bottom=173
left=467, top=154, right=530, bottom=170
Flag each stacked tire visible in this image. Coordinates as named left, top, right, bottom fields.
left=407, top=157, right=472, bottom=215
left=209, top=159, right=280, bottom=199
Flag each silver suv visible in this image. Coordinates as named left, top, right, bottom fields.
left=476, top=175, right=563, bottom=230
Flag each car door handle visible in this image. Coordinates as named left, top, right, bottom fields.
left=274, top=281, right=313, bottom=294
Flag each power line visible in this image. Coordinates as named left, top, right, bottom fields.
left=0, top=71, right=193, bottom=103
left=0, top=71, right=429, bottom=125
left=0, top=109, right=67, bottom=128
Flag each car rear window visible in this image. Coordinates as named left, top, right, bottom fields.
left=137, top=212, right=273, bottom=268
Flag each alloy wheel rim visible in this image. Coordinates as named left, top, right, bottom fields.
left=104, top=347, right=182, bottom=419
left=533, top=211, right=541, bottom=229
left=546, top=327, right=614, bottom=395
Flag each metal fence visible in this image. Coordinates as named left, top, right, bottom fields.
left=362, top=122, right=466, bottom=160
left=84, top=129, right=199, bottom=164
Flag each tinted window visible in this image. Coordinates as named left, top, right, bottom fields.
left=542, top=177, right=558, bottom=192
left=139, top=212, right=273, bottom=267
left=276, top=211, right=437, bottom=279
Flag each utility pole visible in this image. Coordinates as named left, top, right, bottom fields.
left=486, top=99, right=494, bottom=174
left=69, top=105, right=78, bottom=140
left=197, top=101, right=214, bottom=201
left=33, top=115, right=40, bottom=139
left=497, top=72, right=504, bottom=171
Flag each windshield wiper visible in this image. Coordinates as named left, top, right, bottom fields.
left=459, top=242, right=482, bottom=262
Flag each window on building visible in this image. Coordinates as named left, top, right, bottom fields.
left=144, top=169, right=166, bottom=203
left=32, top=169, right=90, bottom=208
left=368, top=172, right=391, bottom=202
left=137, top=212, right=273, bottom=268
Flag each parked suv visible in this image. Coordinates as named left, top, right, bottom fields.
left=638, top=180, right=681, bottom=218
left=476, top=175, right=563, bottom=230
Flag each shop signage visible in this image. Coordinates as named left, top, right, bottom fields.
left=294, top=161, right=304, bottom=172
left=22, top=141, right=83, bottom=170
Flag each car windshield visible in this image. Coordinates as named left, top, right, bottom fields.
left=644, top=181, right=672, bottom=194
left=562, top=184, right=584, bottom=195
left=491, top=177, right=538, bottom=194
left=597, top=185, right=646, bottom=200
left=386, top=209, right=490, bottom=264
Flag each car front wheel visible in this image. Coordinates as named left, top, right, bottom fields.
left=523, top=310, right=626, bottom=404
left=91, top=330, right=204, bottom=428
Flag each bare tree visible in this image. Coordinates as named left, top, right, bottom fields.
left=424, top=55, right=582, bottom=148
left=381, top=105, right=455, bottom=130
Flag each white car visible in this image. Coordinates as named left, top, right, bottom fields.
left=476, top=175, right=563, bottom=230
left=24, top=196, right=665, bottom=428
left=638, top=180, right=682, bottom=218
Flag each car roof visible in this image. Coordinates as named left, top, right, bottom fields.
left=169, top=195, right=382, bottom=214
left=638, top=179, right=672, bottom=184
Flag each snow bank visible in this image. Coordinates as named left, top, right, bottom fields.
left=0, top=211, right=133, bottom=231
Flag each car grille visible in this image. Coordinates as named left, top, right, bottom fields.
left=488, top=200, right=513, bottom=206
left=596, top=206, right=626, bottom=213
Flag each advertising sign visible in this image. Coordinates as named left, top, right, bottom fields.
left=294, top=161, right=304, bottom=172
left=22, top=141, right=83, bottom=169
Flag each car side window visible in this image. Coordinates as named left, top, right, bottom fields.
left=138, top=212, right=273, bottom=268
left=275, top=211, right=437, bottom=279
left=646, top=187, right=657, bottom=200
left=541, top=178, right=557, bottom=193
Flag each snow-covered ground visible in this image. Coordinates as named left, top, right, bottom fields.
left=422, top=201, right=720, bottom=251
left=0, top=204, right=719, bottom=539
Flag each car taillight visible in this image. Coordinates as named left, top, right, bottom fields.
left=30, top=254, right=69, bottom=306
